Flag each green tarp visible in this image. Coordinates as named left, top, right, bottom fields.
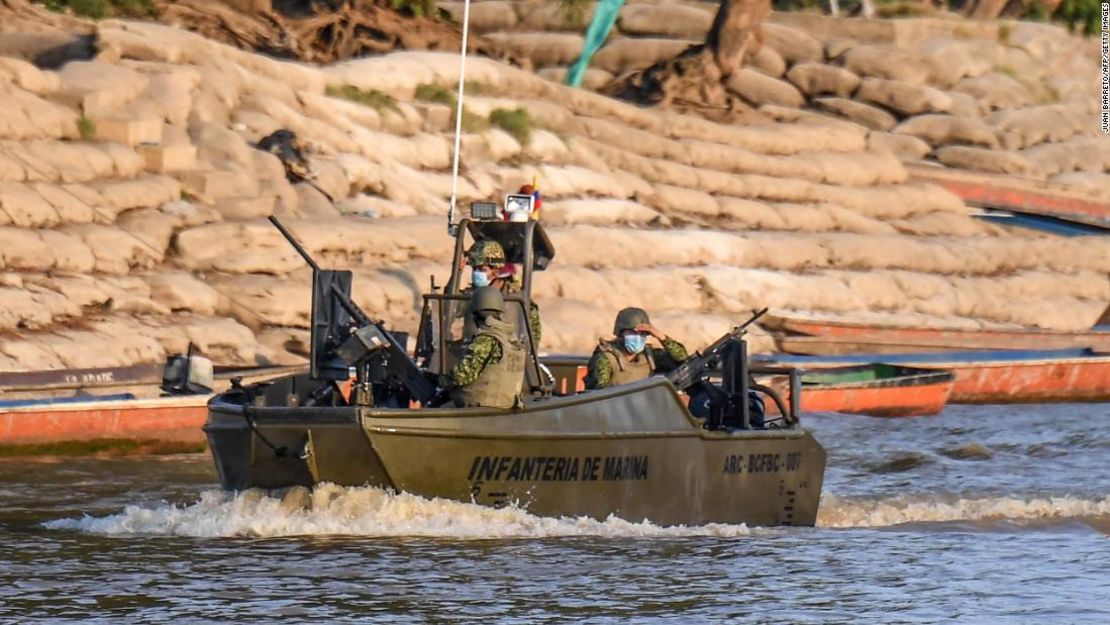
left=565, top=0, right=625, bottom=87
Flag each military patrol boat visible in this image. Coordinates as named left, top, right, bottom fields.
left=206, top=1, right=823, bottom=525
left=205, top=203, right=827, bottom=527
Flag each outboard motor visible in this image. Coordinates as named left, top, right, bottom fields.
left=161, top=352, right=214, bottom=395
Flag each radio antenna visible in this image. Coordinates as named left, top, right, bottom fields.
left=447, top=0, right=473, bottom=235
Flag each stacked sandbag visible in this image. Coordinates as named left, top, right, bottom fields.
left=484, top=32, right=584, bottom=68
left=0, top=14, right=1105, bottom=372
left=469, top=5, right=1105, bottom=194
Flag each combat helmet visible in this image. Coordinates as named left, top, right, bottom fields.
left=469, top=286, right=506, bottom=317
left=613, top=307, right=650, bottom=335
left=467, top=240, right=506, bottom=267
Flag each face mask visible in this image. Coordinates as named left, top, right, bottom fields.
left=623, top=334, right=646, bottom=354
left=472, top=270, right=491, bottom=288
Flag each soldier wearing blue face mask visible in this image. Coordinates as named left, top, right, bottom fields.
left=464, top=240, right=542, bottom=345
left=585, top=307, right=688, bottom=390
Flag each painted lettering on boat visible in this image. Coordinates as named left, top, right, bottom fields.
left=722, top=452, right=802, bottom=474
left=467, top=455, right=649, bottom=482
left=62, top=371, right=116, bottom=385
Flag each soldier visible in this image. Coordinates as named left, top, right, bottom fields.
left=466, top=239, right=542, bottom=345
left=585, top=307, right=689, bottom=390
left=439, top=286, right=527, bottom=409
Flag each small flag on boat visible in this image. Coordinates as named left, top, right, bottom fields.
left=516, top=179, right=542, bottom=220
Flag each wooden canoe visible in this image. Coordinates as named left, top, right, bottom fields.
left=776, top=335, right=996, bottom=356
left=0, top=365, right=302, bottom=451
left=542, top=355, right=589, bottom=396
left=0, top=363, right=305, bottom=395
left=762, top=364, right=955, bottom=418
left=758, top=349, right=1110, bottom=404
left=761, top=313, right=1110, bottom=353
left=908, top=166, right=1110, bottom=229
left=0, top=394, right=211, bottom=447
left=544, top=354, right=953, bottom=415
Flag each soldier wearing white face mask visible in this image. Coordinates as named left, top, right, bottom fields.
left=464, top=240, right=542, bottom=345
left=585, top=307, right=688, bottom=390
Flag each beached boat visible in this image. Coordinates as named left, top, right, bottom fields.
left=761, top=313, right=1110, bottom=354
left=760, top=364, right=955, bottom=417
left=0, top=361, right=304, bottom=397
left=0, top=361, right=303, bottom=451
left=206, top=215, right=827, bottom=527
left=758, top=349, right=1110, bottom=404
left=549, top=356, right=957, bottom=416
left=0, top=393, right=212, bottom=449
left=541, top=355, right=589, bottom=396
left=908, top=166, right=1110, bottom=230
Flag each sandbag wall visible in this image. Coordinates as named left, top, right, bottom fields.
left=440, top=2, right=1109, bottom=199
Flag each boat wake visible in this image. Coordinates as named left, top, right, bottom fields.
left=818, top=493, right=1110, bottom=529
left=45, top=483, right=764, bottom=539
left=45, top=485, right=1110, bottom=539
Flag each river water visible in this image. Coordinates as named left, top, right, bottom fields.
left=1, top=403, right=1108, bottom=623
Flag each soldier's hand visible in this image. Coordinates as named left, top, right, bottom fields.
left=635, top=323, right=666, bottom=341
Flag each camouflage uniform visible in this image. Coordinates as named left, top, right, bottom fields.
left=496, top=273, right=543, bottom=345
left=585, top=337, right=688, bottom=390
left=439, top=334, right=503, bottom=389
left=465, top=239, right=542, bottom=345
left=439, top=287, right=526, bottom=409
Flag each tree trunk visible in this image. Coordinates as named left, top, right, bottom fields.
left=602, top=0, right=771, bottom=113
left=147, top=0, right=516, bottom=64
left=704, top=0, right=771, bottom=79
left=964, top=0, right=1010, bottom=19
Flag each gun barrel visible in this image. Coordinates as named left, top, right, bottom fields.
left=268, top=215, right=321, bottom=273
left=666, top=307, right=768, bottom=390
left=329, top=284, right=372, bottom=327
left=737, top=307, right=769, bottom=332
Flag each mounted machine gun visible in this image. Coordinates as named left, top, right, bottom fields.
left=269, top=216, right=436, bottom=407
left=667, top=308, right=801, bottom=429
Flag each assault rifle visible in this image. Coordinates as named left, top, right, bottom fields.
left=269, top=216, right=436, bottom=406
left=666, top=308, right=768, bottom=391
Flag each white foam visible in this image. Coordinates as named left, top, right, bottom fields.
left=48, top=484, right=1110, bottom=538
left=46, top=483, right=763, bottom=539
left=818, top=494, right=1110, bottom=528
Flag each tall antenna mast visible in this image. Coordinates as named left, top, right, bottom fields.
left=447, top=0, right=473, bottom=235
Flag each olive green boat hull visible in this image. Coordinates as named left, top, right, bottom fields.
left=205, top=378, right=826, bottom=527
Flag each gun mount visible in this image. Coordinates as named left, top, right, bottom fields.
left=667, top=308, right=800, bottom=429
left=269, top=216, right=435, bottom=407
